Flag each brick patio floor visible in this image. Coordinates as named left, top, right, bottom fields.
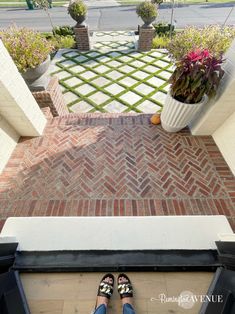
left=0, top=113, right=235, bottom=231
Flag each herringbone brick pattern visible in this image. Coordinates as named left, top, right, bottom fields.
left=0, top=113, right=234, bottom=230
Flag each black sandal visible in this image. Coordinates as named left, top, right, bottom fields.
left=117, top=273, right=133, bottom=299
left=97, top=273, right=114, bottom=299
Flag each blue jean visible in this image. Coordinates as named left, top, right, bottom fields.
left=94, top=303, right=136, bottom=314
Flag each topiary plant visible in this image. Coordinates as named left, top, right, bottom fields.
left=136, top=1, right=157, bottom=26
left=68, top=0, right=87, bottom=25
left=170, top=49, right=224, bottom=104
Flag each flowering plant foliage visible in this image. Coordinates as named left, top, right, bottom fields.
left=167, top=25, right=235, bottom=61
left=170, top=49, right=224, bottom=104
left=0, top=26, right=53, bottom=73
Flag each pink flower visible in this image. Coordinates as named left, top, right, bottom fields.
left=187, top=49, right=210, bottom=62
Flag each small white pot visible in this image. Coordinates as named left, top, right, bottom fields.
left=161, top=92, right=208, bottom=133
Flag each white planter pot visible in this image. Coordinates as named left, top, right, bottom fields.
left=161, top=93, right=207, bottom=132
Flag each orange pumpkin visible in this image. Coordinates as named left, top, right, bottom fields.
left=150, top=114, right=161, bottom=125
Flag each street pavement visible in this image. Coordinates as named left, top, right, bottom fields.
left=0, top=3, right=234, bottom=31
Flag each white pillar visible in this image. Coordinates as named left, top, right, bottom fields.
left=0, top=115, right=20, bottom=173
left=213, top=112, right=235, bottom=176
left=0, top=40, right=47, bottom=137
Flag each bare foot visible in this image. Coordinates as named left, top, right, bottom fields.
left=96, top=276, right=114, bottom=308
left=118, top=275, right=133, bottom=306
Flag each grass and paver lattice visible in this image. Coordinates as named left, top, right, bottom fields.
left=50, top=32, right=174, bottom=113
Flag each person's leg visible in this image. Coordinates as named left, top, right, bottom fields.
left=118, top=274, right=136, bottom=314
left=123, top=303, right=136, bottom=314
left=93, top=304, right=107, bottom=314
left=93, top=274, right=114, bottom=314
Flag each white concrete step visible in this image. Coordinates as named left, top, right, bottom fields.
left=0, top=216, right=233, bottom=251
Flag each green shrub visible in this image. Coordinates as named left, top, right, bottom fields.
left=52, top=25, right=74, bottom=37
left=46, top=35, right=76, bottom=50
left=153, top=22, right=175, bottom=36
left=68, top=0, right=87, bottom=18
left=0, top=26, right=53, bottom=73
left=136, top=1, right=157, bottom=19
left=151, top=0, right=163, bottom=5
left=55, top=35, right=76, bottom=49
left=168, top=25, right=235, bottom=60
left=152, top=35, right=170, bottom=49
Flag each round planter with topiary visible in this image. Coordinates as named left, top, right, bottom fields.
left=68, top=0, right=87, bottom=26
left=0, top=26, right=53, bottom=89
left=161, top=49, right=224, bottom=132
left=136, top=1, right=158, bottom=27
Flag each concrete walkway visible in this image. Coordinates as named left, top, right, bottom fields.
left=49, top=31, right=173, bottom=113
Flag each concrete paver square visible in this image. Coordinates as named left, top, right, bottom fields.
left=83, top=60, right=99, bottom=67
left=104, top=100, right=127, bottom=113
left=106, top=60, right=122, bottom=67
left=151, top=91, right=167, bottom=104
left=70, top=101, right=93, bottom=113
left=144, top=65, right=160, bottom=74
left=155, top=60, right=170, bottom=68
left=91, top=77, right=111, bottom=87
left=167, top=65, right=176, bottom=72
left=119, top=77, right=138, bottom=87
left=74, top=55, right=88, bottom=62
left=134, top=83, right=155, bottom=95
left=88, top=91, right=110, bottom=105
left=80, top=71, right=97, bottom=80
left=136, top=100, right=162, bottom=113
left=119, top=65, right=135, bottom=73
left=107, top=52, right=122, bottom=58
left=54, top=71, right=70, bottom=80
left=163, top=84, right=170, bottom=92
left=132, top=71, right=149, bottom=80
left=104, top=83, right=125, bottom=95
left=106, top=71, right=124, bottom=80
left=128, top=52, right=143, bottom=58
left=141, top=55, right=155, bottom=63
left=71, top=65, right=86, bottom=73
left=86, top=51, right=100, bottom=58
left=60, top=60, right=77, bottom=67
left=119, top=91, right=141, bottom=105
left=118, top=56, right=133, bottom=62
left=159, top=71, right=172, bottom=80
left=94, top=65, right=110, bottom=73
left=63, top=92, right=78, bottom=105
left=96, top=56, right=112, bottom=63
left=64, top=77, right=82, bottom=87
left=65, top=51, right=79, bottom=58
left=147, top=77, right=166, bottom=87
left=149, top=51, right=163, bottom=58
left=129, top=60, right=146, bottom=68
left=75, top=84, right=96, bottom=96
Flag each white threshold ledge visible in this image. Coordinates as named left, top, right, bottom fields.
left=0, top=216, right=233, bottom=251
